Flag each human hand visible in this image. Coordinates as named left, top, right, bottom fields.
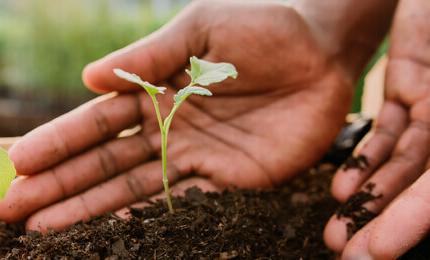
left=2, top=0, right=353, bottom=232
left=324, top=0, right=430, bottom=258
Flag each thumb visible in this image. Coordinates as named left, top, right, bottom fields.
left=368, top=168, right=430, bottom=259
left=82, top=3, right=207, bottom=93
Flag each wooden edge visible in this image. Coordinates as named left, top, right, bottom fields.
left=0, top=137, right=20, bottom=151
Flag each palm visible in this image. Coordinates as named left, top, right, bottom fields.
left=145, top=4, right=352, bottom=188
left=2, top=1, right=352, bottom=231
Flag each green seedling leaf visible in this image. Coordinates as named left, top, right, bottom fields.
left=0, top=148, right=16, bottom=199
left=174, top=86, right=212, bottom=103
left=112, top=57, right=237, bottom=214
left=113, top=68, right=166, bottom=95
left=187, top=56, right=238, bottom=86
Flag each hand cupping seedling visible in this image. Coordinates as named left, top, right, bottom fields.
left=0, top=148, right=16, bottom=199
left=114, top=56, right=237, bottom=213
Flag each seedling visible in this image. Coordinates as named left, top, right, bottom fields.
left=0, top=148, right=16, bottom=199
left=114, top=56, right=237, bottom=213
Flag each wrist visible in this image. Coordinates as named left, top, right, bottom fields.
left=291, top=0, right=397, bottom=81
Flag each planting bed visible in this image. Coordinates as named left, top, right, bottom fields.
left=0, top=162, right=427, bottom=259
left=0, top=165, right=337, bottom=259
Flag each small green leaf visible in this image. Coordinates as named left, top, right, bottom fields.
left=0, top=148, right=16, bottom=199
left=174, top=86, right=212, bottom=103
left=113, top=68, right=166, bottom=95
left=188, top=56, right=238, bottom=86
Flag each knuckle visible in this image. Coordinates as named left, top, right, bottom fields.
left=50, top=168, right=68, bottom=197
left=411, top=99, right=430, bottom=125
left=138, top=134, right=155, bottom=158
left=373, top=127, right=398, bottom=141
left=90, top=105, right=112, bottom=139
left=49, top=121, right=71, bottom=158
left=78, top=195, right=93, bottom=220
left=409, top=120, right=430, bottom=133
left=97, top=145, right=117, bottom=178
left=125, top=172, right=146, bottom=202
left=167, top=162, right=181, bottom=180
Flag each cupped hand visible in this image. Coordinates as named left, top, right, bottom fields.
left=324, top=0, right=430, bottom=258
left=2, top=0, right=353, bottom=232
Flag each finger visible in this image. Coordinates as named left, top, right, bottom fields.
left=326, top=119, right=430, bottom=253
left=362, top=97, right=430, bottom=212
left=82, top=2, right=207, bottom=93
left=331, top=101, right=408, bottom=202
left=0, top=134, right=154, bottom=223
left=341, top=219, right=377, bottom=260
left=25, top=160, right=184, bottom=232
left=9, top=94, right=142, bottom=175
left=323, top=215, right=349, bottom=253
left=368, top=169, right=430, bottom=259
left=116, top=177, right=219, bottom=219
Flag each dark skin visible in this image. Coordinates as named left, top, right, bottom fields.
left=1, top=0, right=355, bottom=231
left=7, top=0, right=425, bottom=257
left=325, top=0, right=430, bottom=258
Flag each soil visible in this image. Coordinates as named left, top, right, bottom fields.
left=0, top=165, right=338, bottom=259
left=0, top=160, right=427, bottom=259
left=341, top=155, right=369, bottom=171
left=336, top=182, right=382, bottom=239
left=337, top=156, right=430, bottom=260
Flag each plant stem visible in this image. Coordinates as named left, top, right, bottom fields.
left=150, top=95, right=164, bottom=132
left=160, top=128, right=174, bottom=213
left=164, top=102, right=182, bottom=135
left=149, top=95, right=174, bottom=213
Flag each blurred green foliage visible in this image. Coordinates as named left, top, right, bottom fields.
left=0, top=0, right=177, bottom=99
left=0, top=0, right=386, bottom=112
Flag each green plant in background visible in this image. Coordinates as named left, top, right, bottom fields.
left=0, top=0, right=182, bottom=99
left=114, top=57, right=237, bottom=213
left=0, top=148, right=16, bottom=199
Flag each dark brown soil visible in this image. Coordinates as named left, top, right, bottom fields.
left=342, top=155, right=369, bottom=171
left=336, top=155, right=430, bottom=260
left=336, top=182, right=382, bottom=239
left=0, top=162, right=428, bottom=259
left=0, top=165, right=338, bottom=259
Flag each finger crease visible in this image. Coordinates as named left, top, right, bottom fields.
left=91, top=105, right=112, bottom=139
left=126, top=173, right=145, bottom=202
left=410, top=120, right=430, bottom=133
left=144, top=49, right=161, bottom=82
left=78, top=194, right=93, bottom=220
left=390, top=153, right=418, bottom=166
left=167, top=162, right=181, bottom=181
left=374, top=127, right=399, bottom=140
left=97, top=146, right=117, bottom=179
left=51, top=169, right=67, bottom=197
left=134, top=94, right=144, bottom=122
left=139, top=134, right=155, bottom=159
left=51, top=122, right=71, bottom=158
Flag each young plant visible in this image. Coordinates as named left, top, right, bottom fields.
left=0, top=148, right=16, bottom=199
left=114, top=56, right=237, bottom=213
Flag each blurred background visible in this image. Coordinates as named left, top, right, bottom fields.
left=0, top=0, right=386, bottom=137
left=0, top=0, right=188, bottom=136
